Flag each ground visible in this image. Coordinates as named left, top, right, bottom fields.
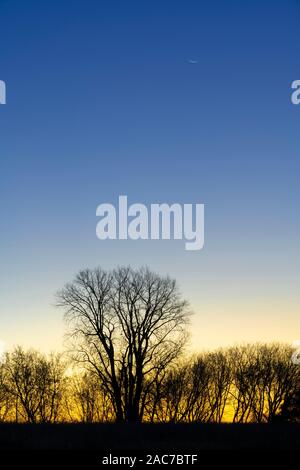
left=0, top=422, right=300, bottom=451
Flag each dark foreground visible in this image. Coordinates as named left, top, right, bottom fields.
left=0, top=423, right=300, bottom=466
left=1, top=422, right=300, bottom=449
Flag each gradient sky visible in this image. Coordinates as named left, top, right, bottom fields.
left=0, top=0, right=299, bottom=353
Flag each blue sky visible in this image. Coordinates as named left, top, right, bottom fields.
left=0, top=0, right=299, bottom=352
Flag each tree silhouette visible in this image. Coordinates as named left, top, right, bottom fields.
left=4, top=348, right=66, bottom=423
left=57, top=266, right=190, bottom=422
left=229, top=344, right=299, bottom=423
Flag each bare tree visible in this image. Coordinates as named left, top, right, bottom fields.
left=37, top=352, right=67, bottom=423
left=279, top=384, right=300, bottom=422
left=66, top=371, right=115, bottom=422
left=205, top=350, right=232, bottom=423
left=150, top=351, right=232, bottom=424
left=0, top=362, right=12, bottom=422
left=148, top=363, right=189, bottom=423
left=147, top=359, right=211, bottom=423
left=4, top=348, right=66, bottom=423
left=57, top=266, right=190, bottom=422
left=229, top=344, right=299, bottom=423
left=184, top=356, right=211, bottom=423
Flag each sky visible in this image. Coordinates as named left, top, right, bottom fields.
left=0, top=0, right=299, bottom=354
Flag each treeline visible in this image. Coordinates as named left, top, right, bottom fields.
left=0, top=343, right=299, bottom=424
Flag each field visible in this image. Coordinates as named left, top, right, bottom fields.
left=0, top=423, right=299, bottom=466
left=0, top=422, right=300, bottom=450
